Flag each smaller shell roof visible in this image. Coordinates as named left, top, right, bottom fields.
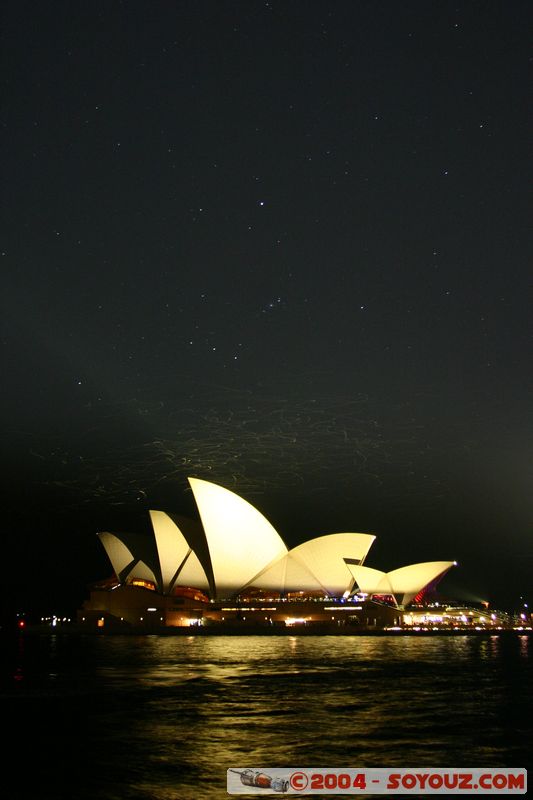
left=245, top=532, right=376, bottom=596
left=346, top=560, right=456, bottom=606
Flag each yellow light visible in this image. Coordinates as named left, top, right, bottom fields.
left=188, top=477, right=287, bottom=598
left=131, top=579, right=156, bottom=590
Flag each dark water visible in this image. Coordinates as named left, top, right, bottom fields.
left=3, top=634, right=531, bottom=799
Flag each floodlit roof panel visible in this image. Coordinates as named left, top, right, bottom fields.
left=188, top=477, right=288, bottom=597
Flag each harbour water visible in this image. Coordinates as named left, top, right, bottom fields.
left=4, top=633, right=531, bottom=798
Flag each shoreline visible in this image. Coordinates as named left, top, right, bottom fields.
left=17, top=624, right=533, bottom=637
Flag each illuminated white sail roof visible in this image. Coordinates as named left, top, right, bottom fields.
left=248, top=532, right=376, bottom=596
left=347, top=561, right=455, bottom=606
left=98, top=532, right=135, bottom=581
left=346, top=565, right=392, bottom=596
left=188, top=477, right=288, bottom=598
left=149, top=510, right=209, bottom=594
left=246, top=550, right=325, bottom=594
left=128, top=560, right=159, bottom=586
left=291, top=532, right=375, bottom=594
left=98, top=528, right=162, bottom=585
left=386, top=561, right=455, bottom=606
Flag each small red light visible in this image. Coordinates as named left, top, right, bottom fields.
left=18, top=620, right=25, bottom=629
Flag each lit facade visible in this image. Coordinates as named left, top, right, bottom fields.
left=81, top=477, right=456, bottom=629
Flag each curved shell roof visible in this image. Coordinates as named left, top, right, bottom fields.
left=98, top=532, right=136, bottom=581
left=346, top=565, right=392, bottom=597
left=188, top=477, right=288, bottom=598
left=386, top=561, right=455, bottom=606
left=149, top=510, right=210, bottom=594
left=247, top=532, right=375, bottom=596
left=98, top=531, right=159, bottom=587
left=347, top=560, right=455, bottom=606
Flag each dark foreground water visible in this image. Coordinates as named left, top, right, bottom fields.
left=3, top=633, right=531, bottom=799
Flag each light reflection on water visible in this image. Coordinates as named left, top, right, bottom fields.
left=3, top=634, right=532, bottom=799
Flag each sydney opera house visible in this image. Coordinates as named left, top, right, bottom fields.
left=79, top=477, right=456, bottom=631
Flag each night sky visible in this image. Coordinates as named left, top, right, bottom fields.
left=2, top=1, right=531, bottom=614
